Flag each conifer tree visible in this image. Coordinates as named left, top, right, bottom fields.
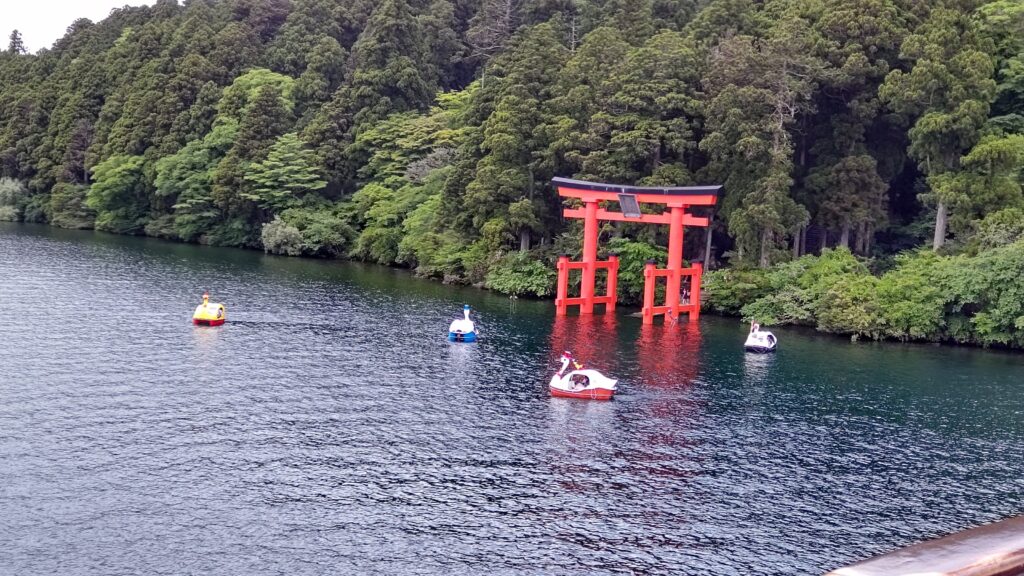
left=804, top=0, right=905, bottom=253
left=467, top=0, right=523, bottom=66
left=7, top=30, right=26, bottom=55
left=348, top=0, right=436, bottom=131
left=293, top=37, right=346, bottom=122
left=700, top=14, right=821, bottom=267
left=235, top=84, right=294, bottom=161
left=545, top=26, right=631, bottom=179
left=463, top=20, right=568, bottom=250
left=305, top=0, right=438, bottom=189
left=265, top=0, right=343, bottom=76
left=0, top=0, right=1021, bottom=294
left=880, top=7, right=997, bottom=250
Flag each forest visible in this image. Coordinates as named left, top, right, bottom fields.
left=1, top=0, right=1023, bottom=346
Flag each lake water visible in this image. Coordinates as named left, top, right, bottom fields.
left=1, top=222, right=1022, bottom=575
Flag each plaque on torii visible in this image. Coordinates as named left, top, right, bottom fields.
left=552, top=177, right=721, bottom=325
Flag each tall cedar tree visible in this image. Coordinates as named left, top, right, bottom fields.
left=880, top=7, right=997, bottom=250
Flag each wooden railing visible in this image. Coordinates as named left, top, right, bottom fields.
left=825, top=516, right=1024, bottom=576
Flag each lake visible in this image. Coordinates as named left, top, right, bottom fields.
left=1, top=222, right=1022, bottom=575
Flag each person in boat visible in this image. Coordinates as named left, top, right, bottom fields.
left=562, top=352, right=587, bottom=390
left=570, top=373, right=589, bottom=391
left=557, top=352, right=589, bottom=387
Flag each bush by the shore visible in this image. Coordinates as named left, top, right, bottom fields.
left=703, top=245, right=1024, bottom=348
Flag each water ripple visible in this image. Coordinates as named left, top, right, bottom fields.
left=2, top=223, right=1023, bottom=575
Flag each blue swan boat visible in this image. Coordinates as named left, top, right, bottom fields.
left=447, top=305, right=478, bottom=342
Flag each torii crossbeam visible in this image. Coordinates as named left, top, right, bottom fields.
left=552, top=177, right=721, bottom=325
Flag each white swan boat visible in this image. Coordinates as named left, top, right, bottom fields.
left=744, top=322, right=777, bottom=353
left=549, top=352, right=617, bottom=400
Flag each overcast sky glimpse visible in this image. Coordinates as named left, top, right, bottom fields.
left=5, top=1, right=153, bottom=53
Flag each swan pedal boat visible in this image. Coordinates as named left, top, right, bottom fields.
left=744, top=324, right=777, bottom=353
left=448, top=305, right=478, bottom=342
left=549, top=354, right=617, bottom=400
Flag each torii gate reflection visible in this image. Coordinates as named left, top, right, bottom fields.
left=547, top=314, right=703, bottom=392
left=548, top=312, right=621, bottom=373
left=636, top=322, right=703, bottom=390
left=545, top=315, right=706, bottom=497
left=552, top=177, right=721, bottom=325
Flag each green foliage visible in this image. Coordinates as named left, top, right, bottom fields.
left=741, top=286, right=816, bottom=326
left=589, top=30, right=701, bottom=184
left=347, top=182, right=404, bottom=264
left=976, top=208, right=1024, bottom=249
left=815, top=275, right=883, bottom=337
left=710, top=244, right=1024, bottom=348
left=702, top=267, right=772, bottom=315
left=261, top=216, right=304, bottom=256
left=347, top=0, right=436, bottom=131
left=738, top=249, right=866, bottom=325
left=604, top=237, right=667, bottom=305
left=293, top=37, right=346, bottom=121
left=460, top=20, right=568, bottom=246
left=875, top=251, right=959, bottom=341
left=87, top=154, right=148, bottom=234
left=21, top=195, right=49, bottom=224
left=351, top=225, right=403, bottom=264
left=352, top=91, right=471, bottom=185
left=461, top=217, right=510, bottom=283
left=144, top=214, right=177, bottom=240
left=342, top=97, right=470, bottom=271
left=302, top=0, right=439, bottom=186
left=958, top=241, right=1024, bottom=347
left=880, top=7, right=998, bottom=249
left=0, top=178, right=28, bottom=221
left=243, top=132, right=326, bottom=213
left=155, top=121, right=236, bottom=242
left=278, top=206, right=354, bottom=257
left=928, top=133, right=1024, bottom=240
left=397, top=193, right=445, bottom=268
left=700, top=15, right=819, bottom=266
left=49, top=182, right=95, bottom=229
left=485, top=251, right=557, bottom=297
left=217, top=69, right=295, bottom=122
left=205, top=217, right=259, bottom=248
left=235, top=83, right=294, bottom=161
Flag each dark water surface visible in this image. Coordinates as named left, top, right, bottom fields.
left=1, top=223, right=1022, bottom=575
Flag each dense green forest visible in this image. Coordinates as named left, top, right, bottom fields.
left=2, top=0, right=1023, bottom=346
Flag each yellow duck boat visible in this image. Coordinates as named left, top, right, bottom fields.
left=192, top=292, right=226, bottom=326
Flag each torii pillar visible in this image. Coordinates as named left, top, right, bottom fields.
left=552, top=177, right=720, bottom=324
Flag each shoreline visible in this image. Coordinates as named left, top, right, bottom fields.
left=6, top=220, right=1024, bottom=355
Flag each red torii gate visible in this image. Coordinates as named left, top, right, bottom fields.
left=552, top=177, right=720, bottom=325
